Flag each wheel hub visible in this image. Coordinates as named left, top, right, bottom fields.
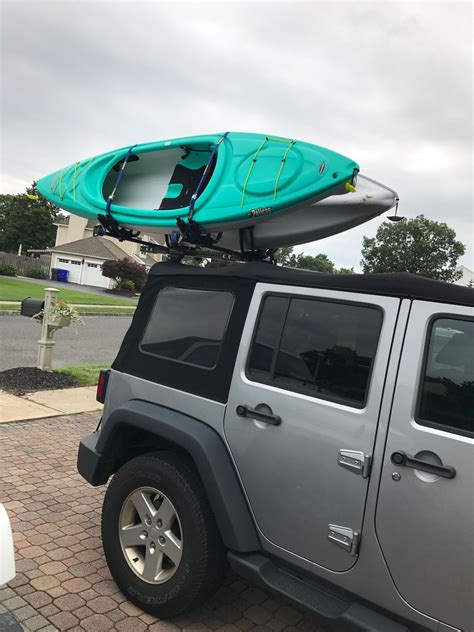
left=118, top=486, right=183, bottom=585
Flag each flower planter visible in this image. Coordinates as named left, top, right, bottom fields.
left=47, top=315, right=71, bottom=328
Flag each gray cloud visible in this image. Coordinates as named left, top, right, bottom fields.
left=1, top=1, right=472, bottom=268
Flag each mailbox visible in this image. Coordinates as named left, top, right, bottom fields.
left=21, top=297, right=44, bottom=317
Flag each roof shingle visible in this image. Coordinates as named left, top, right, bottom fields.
left=53, top=216, right=96, bottom=229
left=49, top=237, right=133, bottom=261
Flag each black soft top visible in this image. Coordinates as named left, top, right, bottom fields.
left=149, top=261, right=474, bottom=307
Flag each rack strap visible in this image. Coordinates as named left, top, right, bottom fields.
left=188, top=131, right=229, bottom=219
left=105, top=144, right=137, bottom=216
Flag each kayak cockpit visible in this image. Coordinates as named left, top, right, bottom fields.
left=101, top=144, right=216, bottom=212
left=158, top=149, right=217, bottom=210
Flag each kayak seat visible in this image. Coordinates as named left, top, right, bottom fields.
left=158, top=164, right=206, bottom=210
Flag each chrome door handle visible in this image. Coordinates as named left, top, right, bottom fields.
left=236, top=405, right=281, bottom=426
left=391, top=451, right=456, bottom=479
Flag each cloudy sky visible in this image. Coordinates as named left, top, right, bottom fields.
left=1, top=1, right=472, bottom=269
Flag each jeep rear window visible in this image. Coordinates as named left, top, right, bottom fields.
left=140, top=287, right=234, bottom=369
left=248, top=295, right=382, bottom=407
left=417, top=317, right=474, bottom=436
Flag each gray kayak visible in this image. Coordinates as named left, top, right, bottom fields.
left=140, top=174, right=398, bottom=250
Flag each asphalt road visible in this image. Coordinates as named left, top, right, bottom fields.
left=0, top=315, right=132, bottom=370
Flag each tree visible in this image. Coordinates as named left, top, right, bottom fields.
left=275, top=246, right=335, bottom=272
left=290, top=252, right=335, bottom=273
left=335, top=267, right=355, bottom=275
left=274, top=246, right=295, bottom=266
left=361, top=215, right=465, bottom=282
left=0, top=183, right=63, bottom=253
left=204, top=258, right=235, bottom=268
left=102, top=258, right=148, bottom=291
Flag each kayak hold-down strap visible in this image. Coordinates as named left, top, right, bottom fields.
left=188, top=131, right=229, bottom=220
left=105, top=144, right=137, bottom=216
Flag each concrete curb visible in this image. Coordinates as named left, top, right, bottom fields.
left=79, top=312, right=134, bottom=317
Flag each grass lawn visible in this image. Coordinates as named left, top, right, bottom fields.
left=0, top=302, right=135, bottom=315
left=0, top=302, right=20, bottom=311
left=54, top=364, right=110, bottom=386
left=0, top=277, right=138, bottom=305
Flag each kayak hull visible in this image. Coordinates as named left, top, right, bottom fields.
left=134, top=175, right=398, bottom=249
left=227, top=175, right=398, bottom=249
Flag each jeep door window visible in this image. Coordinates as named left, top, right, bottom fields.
left=140, top=287, right=234, bottom=369
left=248, top=295, right=382, bottom=407
left=418, top=317, right=474, bottom=436
left=248, top=296, right=288, bottom=378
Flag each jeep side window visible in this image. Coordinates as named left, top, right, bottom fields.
left=140, top=287, right=234, bottom=369
left=248, top=295, right=382, bottom=407
left=418, top=317, right=474, bottom=436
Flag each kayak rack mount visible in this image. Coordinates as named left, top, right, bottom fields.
left=94, top=214, right=277, bottom=264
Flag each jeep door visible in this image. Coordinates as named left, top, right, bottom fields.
left=376, top=301, right=473, bottom=631
left=224, top=283, right=400, bottom=572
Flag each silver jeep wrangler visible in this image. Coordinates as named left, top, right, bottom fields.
left=78, top=261, right=473, bottom=632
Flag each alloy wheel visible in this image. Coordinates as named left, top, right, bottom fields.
left=118, top=486, right=183, bottom=584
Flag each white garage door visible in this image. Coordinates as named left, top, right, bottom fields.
left=83, top=261, right=109, bottom=289
left=56, top=257, right=82, bottom=284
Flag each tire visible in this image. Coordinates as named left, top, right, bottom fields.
left=101, top=451, right=227, bottom=618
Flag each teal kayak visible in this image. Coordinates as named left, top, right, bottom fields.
left=36, top=132, right=359, bottom=233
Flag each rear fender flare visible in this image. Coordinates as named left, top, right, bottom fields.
left=96, top=400, right=259, bottom=552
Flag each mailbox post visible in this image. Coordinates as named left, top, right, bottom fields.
left=37, top=288, right=60, bottom=371
left=21, top=288, right=74, bottom=371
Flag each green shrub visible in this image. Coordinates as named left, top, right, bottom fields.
left=121, top=279, right=135, bottom=292
left=102, top=258, right=147, bottom=292
left=25, top=267, right=47, bottom=279
left=0, top=263, right=17, bottom=276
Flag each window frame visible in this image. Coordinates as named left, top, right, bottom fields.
left=416, top=313, right=474, bottom=439
left=245, top=291, right=384, bottom=409
left=138, top=285, right=235, bottom=371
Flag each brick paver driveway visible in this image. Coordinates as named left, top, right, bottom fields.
left=0, top=413, right=328, bottom=632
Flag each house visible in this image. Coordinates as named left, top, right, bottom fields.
left=455, top=265, right=473, bottom=287
left=47, top=214, right=161, bottom=288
